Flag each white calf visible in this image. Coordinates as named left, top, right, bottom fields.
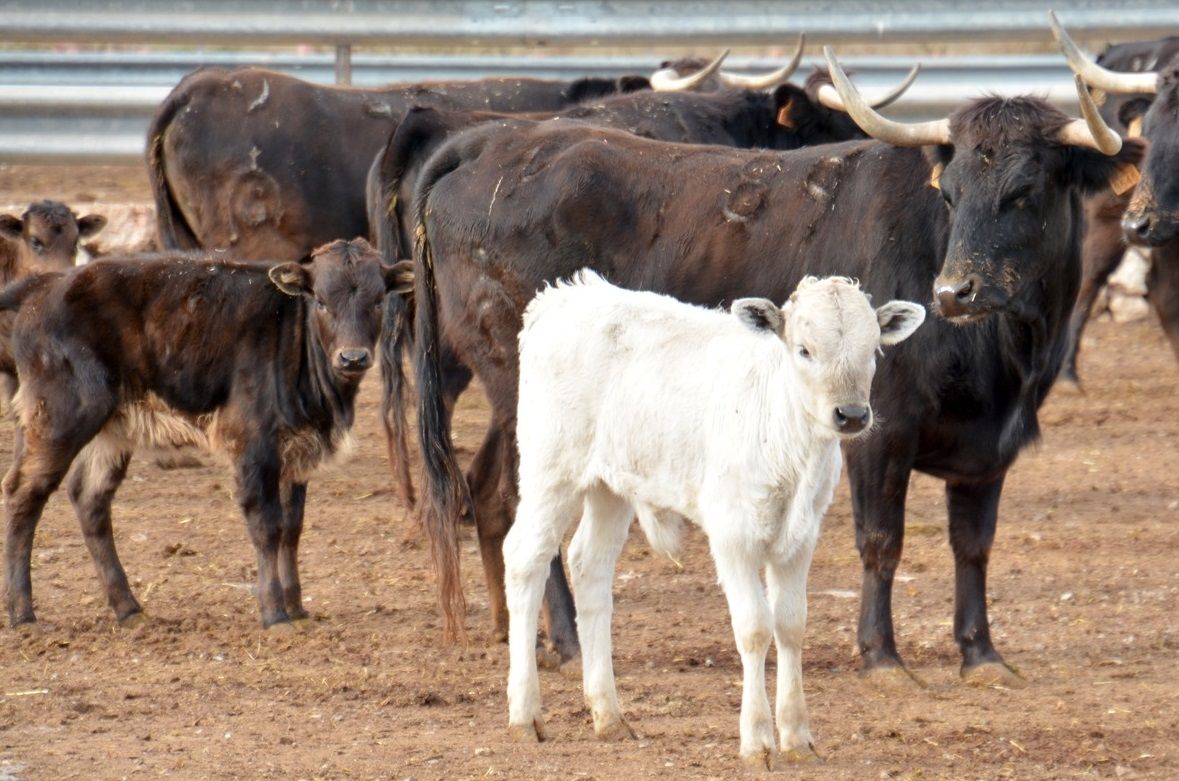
left=504, top=271, right=925, bottom=767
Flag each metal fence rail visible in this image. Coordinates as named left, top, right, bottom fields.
left=2, top=1, right=1177, bottom=164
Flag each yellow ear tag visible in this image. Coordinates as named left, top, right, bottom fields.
left=1110, top=163, right=1141, bottom=196
left=776, top=99, right=795, bottom=129
left=1127, top=116, right=1143, bottom=138
left=929, top=161, right=944, bottom=190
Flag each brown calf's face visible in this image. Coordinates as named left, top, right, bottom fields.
left=0, top=201, right=106, bottom=272
left=269, top=238, right=413, bottom=380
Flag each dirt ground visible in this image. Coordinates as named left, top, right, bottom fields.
left=0, top=164, right=1176, bottom=781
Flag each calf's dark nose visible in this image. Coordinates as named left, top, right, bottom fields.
left=336, top=348, right=373, bottom=371
left=834, top=404, right=870, bottom=434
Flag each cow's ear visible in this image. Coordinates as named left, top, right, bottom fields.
left=1063, top=136, right=1145, bottom=195
left=618, top=75, right=650, bottom=93
left=0, top=214, right=21, bottom=242
left=732, top=297, right=784, bottom=336
left=770, top=83, right=809, bottom=130
left=876, top=300, right=926, bottom=346
left=76, top=214, right=107, bottom=239
left=269, top=262, right=313, bottom=297
left=1117, top=98, right=1152, bottom=135
left=383, top=260, right=414, bottom=295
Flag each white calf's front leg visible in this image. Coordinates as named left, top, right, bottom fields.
left=568, top=486, right=634, bottom=741
left=711, top=537, right=776, bottom=768
left=767, top=547, right=818, bottom=762
left=504, top=489, right=581, bottom=742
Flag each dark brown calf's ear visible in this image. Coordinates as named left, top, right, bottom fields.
left=269, top=262, right=313, bottom=297
left=0, top=214, right=21, bottom=241
left=76, top=214, right=107, bottom=239
left=732, top=298, right=784, bottom=336
left=383, top=260, right=414, bottom=295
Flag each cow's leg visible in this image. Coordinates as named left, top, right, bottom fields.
left=467, top=420, right=511, bottom=642
left=5, top=376, right=113, bottom=627
left=504, top=482, right=582, bottom=742
left=568, top=485, right=634, bottom=741
left=766, top=545, right=818, bottom=762
left=5, top=444, right=80, bottom=627
left=66, top=439, right=139, bottom=624
left=1064, top=232, right=1126, bottom=384
left=848, top=438, right=918, bottom=680
left=278, top=481, right=308, bottom=622
left=1146, top=248, right=1179, bottom=365
left=710, top=534, right=774, bottom=768
left=947, top=476, right=1023, bottom=687
left=235, top=442, right=289, bottom=629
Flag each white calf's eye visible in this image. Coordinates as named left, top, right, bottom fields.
left=799, top=346, right=812, bottom=360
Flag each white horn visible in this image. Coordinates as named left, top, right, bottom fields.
left=717, top=34, right=805, bottom=89
left=1049, top=10, right=1157, bottom=95
left=1058, top=75, right=1124, bottom=154
left=817, top=64, right=922, bottom=111
left=651, top=49, right=730, bottom=92
left=823, top=47, right=951, bottom=147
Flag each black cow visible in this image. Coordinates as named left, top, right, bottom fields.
left=369, top=68, right=917, bottom=507
left=2, top=239, right=411, bottom=630
left=1054, top=25, right=1179, bottom=381
left=407, top=51, right=1140, bottom=688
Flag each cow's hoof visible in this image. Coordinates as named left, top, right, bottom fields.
left=559, top=654, right=582, bottom=681
left=741, top=747, right=775, bottom=772
left=862, top=664, right=926, bottom=690
left=536, top=646, right=562, bottom=671
left=962, top=661, right=1026, bottom=689
left=781, top=743, right=820, bottom=764
left=118, top=611, right=148, bottom=629
left=12, top=620, right=43, bottom=637
left=508, top=718, right=546, bottom=743
left=594, top=716, right=636, bottom=742
left=290, top=617, right=313, bottom=631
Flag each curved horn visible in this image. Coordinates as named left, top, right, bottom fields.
left=1049, top=10, right=1157, bottom=95
left=717, top=34, right=805, bottom=89
left=816, top=63, right=923, bottom=111
left=651, top=49, right=730, bottom=92
left=1058, top=75, right=1124, bottom=154
left=823, top=47, right=951, bottom=147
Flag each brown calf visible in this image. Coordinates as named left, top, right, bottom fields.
left=2, top=239, right=409, bottom=629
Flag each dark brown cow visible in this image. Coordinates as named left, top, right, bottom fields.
left=147, top=67, right=663, bottom=262
left=369, top=68, right=917, bottom=507
left=1, top=239, right=410, bottom=630
left=407, top=52, right=1139, bottom=688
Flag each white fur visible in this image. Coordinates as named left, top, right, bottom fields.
left=504, top=270, right=924, bottom=762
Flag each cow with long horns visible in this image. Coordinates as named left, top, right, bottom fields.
left=1053, top=12, right=1179, bottom=371
left=406, top=48, right=1141, bottom=683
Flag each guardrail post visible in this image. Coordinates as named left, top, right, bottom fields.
left=335, top=44, right=352, bottom=85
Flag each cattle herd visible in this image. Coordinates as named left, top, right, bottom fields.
left=0, top=12, right=1176, bottom=769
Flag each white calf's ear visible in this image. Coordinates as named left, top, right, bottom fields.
left=876, top=300, right=926, bottom=345
left=732, top=298, right=784, bottom=336
left=269, top=262, right=313, bottom=297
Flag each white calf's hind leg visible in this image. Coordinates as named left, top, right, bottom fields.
left=710, top=536, right=776, bottom=768
left=504, top=486, right=582, bottom=741
left=767, top=549, right=818, bottom=762
left=568, top=485, right=634, bottom=740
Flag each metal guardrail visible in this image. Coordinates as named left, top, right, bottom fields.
left=3, top=1, right=1178, bottom=48
left=1, top=2, right=1176, bottom=163
left=0, top=51, right=1112, bottom=164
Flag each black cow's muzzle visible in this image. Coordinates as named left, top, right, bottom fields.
left=1122, top=209, right=1179, bottom=247
left=334, top=347, right=373, bottom=375
left=932, top=273, right=1006, bottom=323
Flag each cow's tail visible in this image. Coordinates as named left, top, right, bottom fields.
left=146, top=71, right=204, bottom=251
left=0, top=272, right=58, bottom=312
left=412, top=148, right=470, bottom=642
left=372, top=106, right=480, bottom=513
